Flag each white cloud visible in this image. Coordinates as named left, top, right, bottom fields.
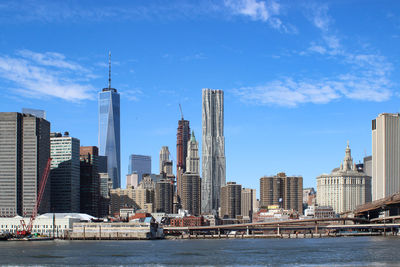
left=234, top=79, right=339, bottom=107
left=308, top=43, right=327, bottom=54
left=233, top=74, right=391, bottom=107
left=224, top=0, right=295, bottom=32
left=305, top=3, right=331, bottom=31
left=120, top=89, right=143, bottom=101
left=0, top=51, right=95, bottom=101
left=225, top=0, right=272, bottom=21
left=17, top=49, right=85, bottom=71
left=234, top=40, right=393, bottom=107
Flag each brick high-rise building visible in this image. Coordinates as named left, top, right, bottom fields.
left=176, top=118, right=190, bottom=199
left=181, top=174, right=201, bottom=216
left=0, top=112, right=50, bottom=217
left=241, top=188, right=256, bottom=219
left=220, top=182, right=242, bottom=219
left=260, top=176, right=283, bottom=208
left=260, top=173, right=303, bottom=214
left=80, top=146, right=100, bottom=217
left=155, top=179, right=174, bottom=213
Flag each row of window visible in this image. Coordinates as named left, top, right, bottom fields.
left=0, top=224, right=68, bottom=229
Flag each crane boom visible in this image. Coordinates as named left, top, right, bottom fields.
left=18, top=158, right=52, bottom=236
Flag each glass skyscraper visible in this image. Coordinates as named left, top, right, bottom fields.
left=99, top=53, right=121, bottom=189
left=128, top=154, right=151, bottom=183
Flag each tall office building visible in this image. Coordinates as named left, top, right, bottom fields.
left=128, top=154, right=151, bottom=183
left=98, top=156, right=108, bottom=173
left=260, top=173, right=303, bottom=214
left=135, top=175, right=155, bottom=213
left=80, top=146, right=100, bottom=217
left=110, top=187, right=137, bottom=216
left=220, top=182, right=242, bottom=219
left=372, top=113, right=400, bottom=200
left=201, top=88, right=226, bottom=214
left=241, top=188, right=256, bottom=219
left=317, top=143, right=371, bottom=214
left=155, top=179, right=174, bottom=213
left=363, top=156, right=372, bottom=178
left=159, top=146, right=171, bottom=174
left=0, top=112, right=50, bottom=217
left=99, top=172, right=112, bottom=217
left=126, top=173, right=139, bottom=188
left=186, top=131, right=200, bottom=174
left=50, top=132, right=80, bottom=213
left=181, top=132, right=201, bottom=215
left=176, top=117, right=190, bottom=198
left=99, top=52, right=121, bottom=189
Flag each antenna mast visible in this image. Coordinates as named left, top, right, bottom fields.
left=108, top=51, right=111, bottom=89
left=179, top=104, right=184, bottom=120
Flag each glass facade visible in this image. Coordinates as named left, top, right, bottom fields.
left=99, top=88, right=120, bottom=189
left=128, top=154, right=151, bottom=183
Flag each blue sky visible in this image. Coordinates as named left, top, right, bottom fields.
left=0, top=0, right=399, bottom=193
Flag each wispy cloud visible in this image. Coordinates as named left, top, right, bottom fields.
left=233, top=73, right=392, bottom=107
left=1, top=0, right=298, bottom=33
left=0, top=50, right=95, bottom=101
left=307, top=3, right=331, bottom=32
left=224, top=0, right=277, bottom=22
left=0, top=1, right=223, bottom=23
left=234, top=43, right=393, bottom=107
left=120, top=89, right=143, bottom=102
left=233, top=2, right=394, bottom=107
left=181, top=53, right=207, bottom=61
left=224, top=0, right=296, bottom=33
left=17, top=49, right=86, bottom=71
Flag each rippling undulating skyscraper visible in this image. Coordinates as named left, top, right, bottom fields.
left=99, top=52, right=121, bottom=189
left=201, top=88, right=226, bottom=214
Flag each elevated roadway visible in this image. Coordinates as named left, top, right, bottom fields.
left=164, top=217, right=368, bottom=233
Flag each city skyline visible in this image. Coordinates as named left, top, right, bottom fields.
left=1, top=1, right=400, bottom=192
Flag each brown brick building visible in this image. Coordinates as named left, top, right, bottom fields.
left=260, top=172, right=303, bottom=214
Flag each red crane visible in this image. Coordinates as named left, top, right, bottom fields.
left=17, top=158, right=52, bottom=236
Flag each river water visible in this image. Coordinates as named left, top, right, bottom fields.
left=0, top=236, right=399, bottom=266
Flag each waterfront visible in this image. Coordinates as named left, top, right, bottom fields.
left=0, top=237, right=399, bottom=266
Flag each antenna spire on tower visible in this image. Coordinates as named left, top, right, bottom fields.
left=108, top=51, right=111, bottom=89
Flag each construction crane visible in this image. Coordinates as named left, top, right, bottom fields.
left=17, top=158, right=52, bottom=237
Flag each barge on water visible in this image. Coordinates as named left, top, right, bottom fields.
left=69, top=219, right=164, bottom=240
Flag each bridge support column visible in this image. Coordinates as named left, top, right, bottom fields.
left=315, top=222, right=318, bottom=234
left=277, top=225, right=280, bottom=236
left=246, top=226, right=249, bottom=236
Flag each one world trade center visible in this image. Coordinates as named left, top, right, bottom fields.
left=99, top=52, right=120, bottom=188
